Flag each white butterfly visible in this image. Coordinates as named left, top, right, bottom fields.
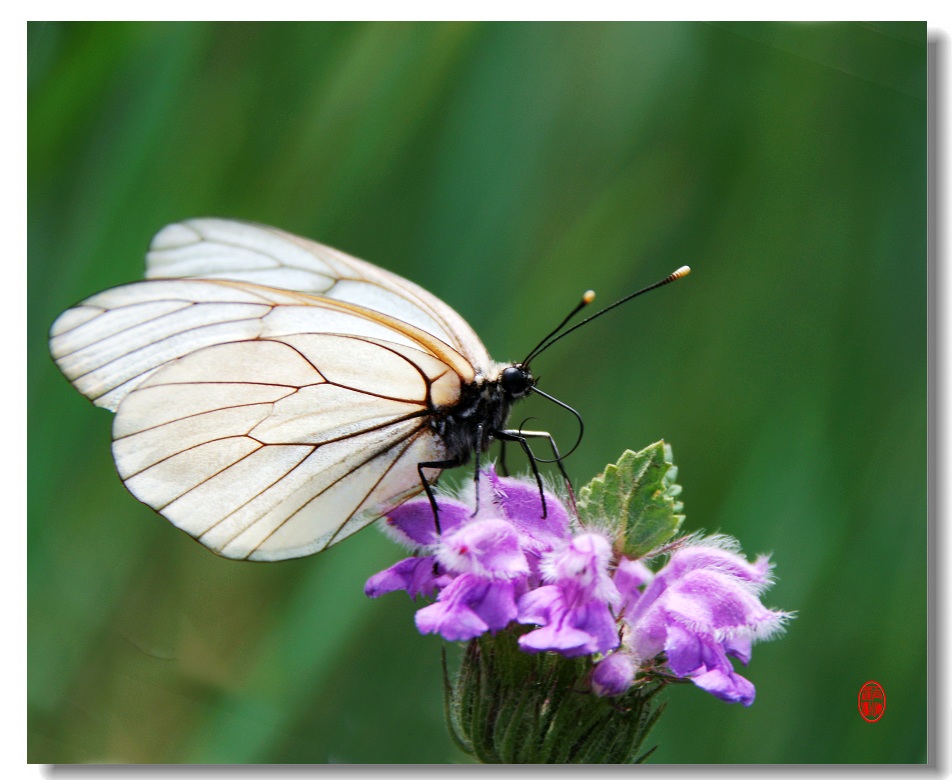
left=49, top=219, right=528, bottom=561
left=49, top=219, right=689, bottom=562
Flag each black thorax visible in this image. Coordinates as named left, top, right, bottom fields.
left=431, top=365, right=533, bottom=464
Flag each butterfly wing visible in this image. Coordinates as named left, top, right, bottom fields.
left=144, top=218, right=494, bottom=373
left=113, top=336, right=452, bottom=561
left=49, top=278, right=473, bottom=412
left=50, top=278, right=471, bottom=560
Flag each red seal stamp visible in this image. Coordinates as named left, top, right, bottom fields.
left=858, top=680, right=885, bottom=723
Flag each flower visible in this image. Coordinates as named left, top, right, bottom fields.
left=414, top=518, right=529, bottom=641
left=366, top=445, right=796, bottom=765
left=618, top=537, right=791, bottom=705
left=516, top=532, right=621, bottom=657
left=591, top=651, right=636, bottom=697
left=366, top=465, right=792, bottom=708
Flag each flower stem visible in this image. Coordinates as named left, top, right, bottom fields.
left=445, top=630, right=667, bottom=763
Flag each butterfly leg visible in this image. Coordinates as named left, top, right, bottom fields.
left=416, top=458, right=463, bottom=577
left=512, top=429, right=576, bottom=515
left=510, top=429, right=570, bottom=483
left=470, top=423, right=488, bottom=517
left=498, top=440, right=510, bottom=476
left=417, top=458, right=462, bottom=539
left=495, top=429, right=548, bottom=518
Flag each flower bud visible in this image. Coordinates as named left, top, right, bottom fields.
left=591, top=652, right=636, bottom=697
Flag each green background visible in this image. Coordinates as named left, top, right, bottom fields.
left=28, top=21, right=927, bottom=764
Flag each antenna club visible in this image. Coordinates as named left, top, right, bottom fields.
left=582, top=290, right=596, bottom=304
left=671, top=265, right=691, bottom=280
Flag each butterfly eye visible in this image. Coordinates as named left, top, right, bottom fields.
left=500, top=366, right=533, bottom=398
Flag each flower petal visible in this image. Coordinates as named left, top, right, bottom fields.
left=519, top=621, right=594, bottom=655
left=381, top=498, right=469, bottom=547
left=541, top=532, right=620, bottom=606
left=664, top=545, right=774, bottom=592
left=613, top=557, right=654, bottom=618
left=663, top=621, right=721, bottom=677
left=628, top=602, right=668, bottom=661
left=364, top=556, right=444, bottom=599
left=572, top=599, right=621, bottom=655
left=415, top=574, right=493, bottom=641
left=664, top=569, right=788, bottom=638
left=471, top=579, right=519, bottom=632
left=724, top=634, right=753, bottom=665
left=437, top=518, right=529, bottom=578
left=487, top=468, right=570, bottom=550
left=518, top=588, right=619, bottom=657
left=516, top=585, right=561, bottom=626
left=416, top=600, right=488, bottom=641
left=691, top=668, right=756, bottom=707
left=662, top=621, right=756, bottom=706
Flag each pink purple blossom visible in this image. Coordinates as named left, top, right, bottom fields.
left=366, top=467, right=791, bottom=706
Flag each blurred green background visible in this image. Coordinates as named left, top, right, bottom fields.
left=28, top=22, right=927, bottom=763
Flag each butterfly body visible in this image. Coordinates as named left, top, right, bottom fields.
left=49, top=219, right=532, bottom=561
left=430, top=366, right=531, bottom=463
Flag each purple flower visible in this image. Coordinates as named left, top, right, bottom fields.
left=591, top=652, right=636, bottom=698
left=622, top=538, right=792, bottom=706
left=379, top=496, right=470, bottom=547
left=517, top=533, right=620, bottom=657
left=483, top=467, right=570, bottom=558
left=363, top=497, right=471, bottom=600
left=366, top=467, right=791, bottom=707
left=415, top=573, right=521, bottom=641
left=412, top=518, right=531, bottom=641
left=364, top=555, right=449, bottom=600
left=435, top=517, right=530, bottom=579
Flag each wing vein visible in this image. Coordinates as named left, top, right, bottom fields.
left=328, top=333, right=435, bottom=387
left=120, top=435, right=271, bottom=480
left=192, top=228, right=364, bottom=280
left=112, top=398, right=289, bottom=441
left=247, top=427, right=427, bottom=556
left=49, top=306, right=105, bottom=337
left=153, top=442, right=272, bottom=510
left=53, top=302, right=197, bottom=360
left=199, top=446, right=320, bottom=540
left=248, top=409, right=432, bottom=449
left=141, top=379, right=323, bottom=390
left=71, top=314, right=271, bottom=383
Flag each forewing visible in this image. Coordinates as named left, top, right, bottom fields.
left=113, top=336, right=451, bottom=561
left=50, top=278, right=472, bottom=412
left=144, top=218, right=494, bottom=371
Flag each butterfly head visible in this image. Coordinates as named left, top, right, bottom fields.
left=500, top=364, right=534, bottom=400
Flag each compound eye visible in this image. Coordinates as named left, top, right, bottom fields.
left=501, top=365, right=532, bottom=398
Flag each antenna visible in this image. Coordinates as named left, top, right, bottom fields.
left=524, top=265, right=690, bottom=366
left=521, top=290, right=596, bottom=366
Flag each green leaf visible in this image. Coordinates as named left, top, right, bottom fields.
left=576, top=442, right=684, bottom=558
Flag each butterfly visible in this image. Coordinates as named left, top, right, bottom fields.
left=49, top=219, right=689, bottom=562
